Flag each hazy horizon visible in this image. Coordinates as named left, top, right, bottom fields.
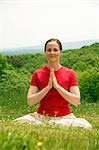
left=0, top=39, right=98, bottom=55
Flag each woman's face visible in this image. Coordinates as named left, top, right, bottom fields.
left=45, top=41, right=61, bottom=63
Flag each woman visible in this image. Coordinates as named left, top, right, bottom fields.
left=14, top=38, right=92, bottom=129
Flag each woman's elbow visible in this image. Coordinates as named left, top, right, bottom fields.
left=75, top=96, right=80, bottom=107
left=27, top=96, right=34, bottom=107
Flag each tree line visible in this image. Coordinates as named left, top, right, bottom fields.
left=0, top=43, right=99, bottom=106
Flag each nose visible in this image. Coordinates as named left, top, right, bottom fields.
left=50, top=50, right=54, bottom=54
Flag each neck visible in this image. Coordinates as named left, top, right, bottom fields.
left=47, top=62, right=61, bottom=71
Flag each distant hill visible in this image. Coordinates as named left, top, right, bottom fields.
left=0, top=39, right=99, bottom=56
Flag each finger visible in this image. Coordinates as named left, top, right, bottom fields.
left=49, top=75, right=53, bottom=86
left=50, top=68, right=54, bottom=73
left=50, top=68, right=54, bottom=77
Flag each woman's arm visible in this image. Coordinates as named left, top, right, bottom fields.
left=27, top=69, right=53, bottom=107
left=55, top=85, right=80, bottom=106
left=52, top=68, right=80, bottom=106
left=27, top=85, right=51, bottom=107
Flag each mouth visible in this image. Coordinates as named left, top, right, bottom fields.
left=49, top=55, right=56, bottom=57
left=49, top=56, right=56, bottom=59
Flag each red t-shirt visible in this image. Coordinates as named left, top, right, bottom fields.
left=30, top=65, right=78, bottom=117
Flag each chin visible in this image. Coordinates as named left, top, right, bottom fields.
left=49, top=58, right=57, bottom=62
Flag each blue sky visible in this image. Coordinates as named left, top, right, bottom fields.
left=0, top=0, right=99, bottom=49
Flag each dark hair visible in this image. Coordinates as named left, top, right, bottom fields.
left=44, top=38, right=62, bottom=52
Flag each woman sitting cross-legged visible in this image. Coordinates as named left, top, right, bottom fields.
left=13, top=38, right=92, bottom=129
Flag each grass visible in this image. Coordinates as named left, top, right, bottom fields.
left=0, top=102, right=99, bottom=150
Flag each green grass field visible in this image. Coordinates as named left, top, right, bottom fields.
left=0, top=103, right=99, bottom=150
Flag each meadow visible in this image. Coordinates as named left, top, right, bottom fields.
left=0, top=43, right=99, bottom=149
left=0, top=103, right=99, bottom=150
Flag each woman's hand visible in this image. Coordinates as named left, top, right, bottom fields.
left=51, top=68, right=59, bottom=89
left=48, top=68, right=59, bottom=89
left=47, top=68, right=53, bottom=90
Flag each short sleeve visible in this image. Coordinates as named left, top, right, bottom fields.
left=30, top=72, right=38, bottom=87
left=69, top=69, right=78, bottom=87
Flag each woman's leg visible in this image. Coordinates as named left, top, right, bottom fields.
left=72, top=118, right=92, bottom=129
left=13, top=112, right=42, bottom=125
left=49, top=113, right=92, bottom=129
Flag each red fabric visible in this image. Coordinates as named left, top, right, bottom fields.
left=30, top=65, right=78, bottom=117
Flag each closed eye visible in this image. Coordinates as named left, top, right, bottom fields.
left=53, top=48, right=58, bottom=51
left=46, top=48, right=58, bottom=52
left=47, top=49, right=51, bottom=52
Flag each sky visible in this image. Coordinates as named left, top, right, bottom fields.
left=0, top=0, right=99, bottom=49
